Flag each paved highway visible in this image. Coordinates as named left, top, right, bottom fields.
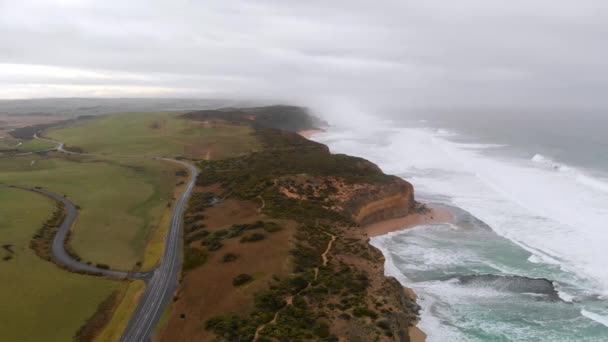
left=120, top=159, right=198, bottom=342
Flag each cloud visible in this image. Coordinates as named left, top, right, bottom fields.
left=1, top=0, right=608, bottom=110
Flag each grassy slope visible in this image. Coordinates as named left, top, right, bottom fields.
left=0, top=154, right=178, bottom=270
left=0, top=187, right=116, bottom=342
left=47, top=112, right=260, bottom=159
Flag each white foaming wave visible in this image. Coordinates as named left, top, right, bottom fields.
left=435, top=128, right=455, bottom=136
left=581, top=309, right=608, bottom=327
left=527, top=253, right=561, bottom=266
left=370, top=233, right=470, bottom=342
left=316, top=125, right=608, bottom=296
left=425, top=131, right=608, bottom=295
left=369, top=235, right=411, bottom=284
left=452, top=142, right=507, bottom=149
left=553, top=282, right=575, bottom=303
left=531, top=154, right=608, bottom=193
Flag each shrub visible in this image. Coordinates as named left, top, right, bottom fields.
left=222, top=253, right=239, bottom=262
left=353, top=307, right=378, bottom=320
left=313, top=322, right=330, bottom=338
left=186, top=230, right=209, bottom=243
left=233, top=273, right=253, bottom=286
left=205, top=240, right=223, bottom=251
left=240, top=233, right=266, bottom=243
left=183, top=247, right=208, bottom=271
left=263, top=222, right=282, bottom=233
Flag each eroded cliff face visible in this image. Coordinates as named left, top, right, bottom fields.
left=277, top=174, right=415, bottom=226
left=346, top=177, right=415, bottom=226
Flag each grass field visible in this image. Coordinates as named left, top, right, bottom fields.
left=0, top=153, right=178, bottom=270
left=16, top=138, right=57, bottom=151
left=47, top=112, right=260, bottom=159
left=0, top=187, right=117, bottom=342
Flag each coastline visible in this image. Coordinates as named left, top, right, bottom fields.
left=365, top=205, right=453, bottom=342
left=300, top=128, right=451, bottom=342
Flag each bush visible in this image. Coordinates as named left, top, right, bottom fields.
left=186, top=230, right=209, bottom=243
left=312, top=322, right=330, bottom=338
left=205, top=240, right=223, bottom=251
left=240, top=233, right=266, bottom=243
left=353, top=307, right=378, bottom=320
left=233, top=273, right=253, bottom=286
left=183, top=247, right=208, bottom=271
left=222, top=253, right=239, bottom=262
left=263, top=222, right=282, bottom=233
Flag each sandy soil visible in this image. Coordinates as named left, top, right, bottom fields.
left=365, top=205, right=453, bottom=238
left=297, top=129, right=325, bottom=139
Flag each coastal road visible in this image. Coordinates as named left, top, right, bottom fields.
left=120, top=159, right=198, bottom=342
left=28, top=133, right=200, bottom=341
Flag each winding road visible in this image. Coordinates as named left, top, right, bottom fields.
left=14, top=185, right=151, bottom=279
left=18, top=133, right=200, bottom=341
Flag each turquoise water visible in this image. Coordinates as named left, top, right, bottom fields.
left=372, top=206, right=608, bottom=341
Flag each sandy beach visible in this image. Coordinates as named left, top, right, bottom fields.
left=366, top=205, right=453, bottom=238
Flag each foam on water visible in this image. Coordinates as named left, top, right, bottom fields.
left=581, top=309, right=608, bottom=328
left=532, top=153, right=608, bottom=194
left=316, top=124, right=608, bottom=294
left=314, top=122, right=608, bottom=340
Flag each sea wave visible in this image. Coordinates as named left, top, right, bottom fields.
left=531, top=153, right=608, bottom=193
left=581, top=309, right=608, bottom=327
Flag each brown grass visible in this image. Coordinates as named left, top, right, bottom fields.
left=158, top=194, right=296, bottom=341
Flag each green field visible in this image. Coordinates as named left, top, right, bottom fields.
left=16, top=138, right=57, bottom=151
left=0, top=153, right=178, bottom=270
left=0, top=136, right=56, bottom=152
left=0, top=187, right=117, bottom=341
left=47, top=112, right=260, bottom=159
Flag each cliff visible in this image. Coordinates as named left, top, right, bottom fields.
left=347, top=177, right=415, bottom=226
left=163, top=109, right=421, bottom=342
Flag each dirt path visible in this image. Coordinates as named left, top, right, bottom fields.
left=321, top=233, right=336, bottom=267
left=257, top=196, right=265, bottom=213
left=253, top=230, right=336, bottom=341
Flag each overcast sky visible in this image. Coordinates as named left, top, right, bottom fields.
left=1, top=0, right=608, bottom=110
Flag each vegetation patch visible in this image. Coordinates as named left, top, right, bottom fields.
left=232, top=273, right=254, bottom=286
left=240, top=233, right=266, bottom=243
left=183, top=247, right=208, bottom=271
left=29, top=198, right=65, bottom=261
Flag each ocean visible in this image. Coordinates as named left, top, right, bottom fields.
left=312, top=110, right=608, bottom=341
